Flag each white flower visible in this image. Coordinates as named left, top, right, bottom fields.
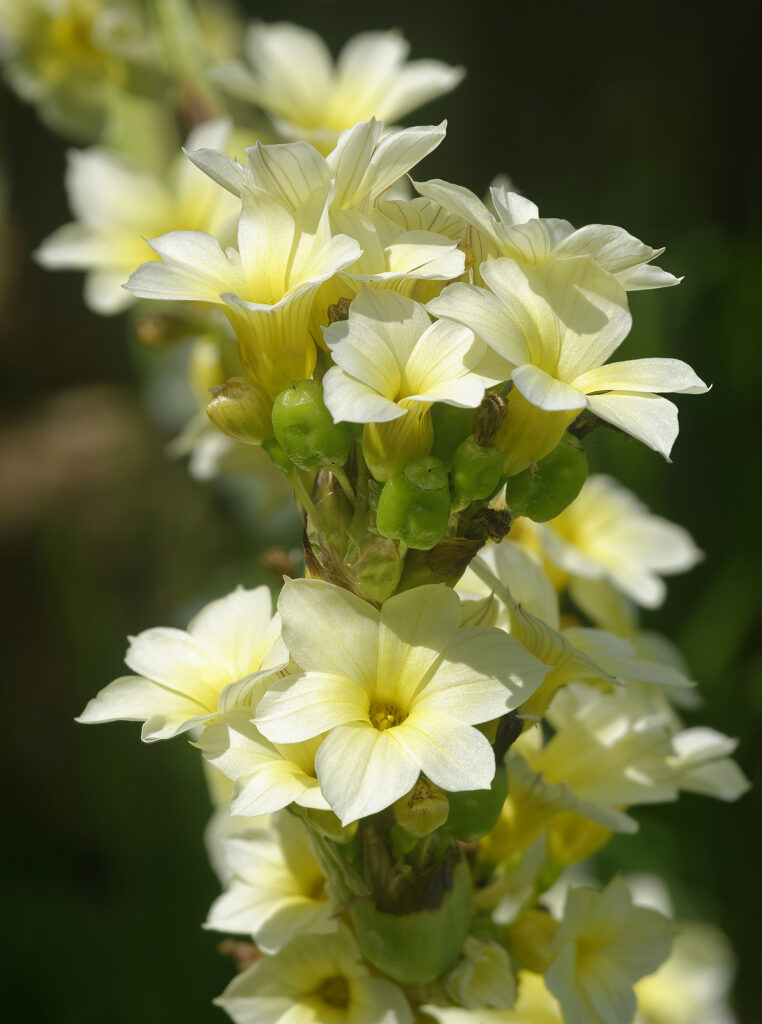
left=214, top=22, right=464, bottom=154
left=187, top=119, right=466, bottom=306
left=77, top=585, right=287, bottom=740
left=214, top=925, right=413, bottom=1024
left=322, top=287, right=504, bottom=479
left=125, top=140, right=362, bottom=397
left=204, top=810, right=336, bottom=954
left=35, top=119, right=240, bottom=314
left=545, top=877, right=674, bottom=1024
left=198, top=709, right=330, bottom=816
left=536, top=474, right=703, bottom=608
left=462, top=539, right=696, bottom=710
left=429, top=256, right=708, bottom=461
left=254, top=579, right=548, bottom=825
left=415, top=178, right=680, bottom=291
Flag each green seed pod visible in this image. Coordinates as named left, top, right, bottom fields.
left=206, top=376, right=272, bottom=446
left=503, top=434, right=588, bottom=522
left=451, top=436, right=504, bottom=510
left=349, top=847, right=473, bottom=983
left=376, top=455, right=451, bottom=550
left=271, top=379, right=352, bottom=472
left=443, top=765, right=508, bottom=843
left=430, top=403, right=476, bottom=467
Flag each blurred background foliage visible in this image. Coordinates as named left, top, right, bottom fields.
left=1, top=0, right=759, bottom=1021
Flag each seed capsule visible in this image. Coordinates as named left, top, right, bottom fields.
left=451, top=435, right=504, bottom=510
left=503, top=434, right=588, bottom=522
left=271, top=379, right=353, bottom=472
left=376, top=455, right=451, bottom=550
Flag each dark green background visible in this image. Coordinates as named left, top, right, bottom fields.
left=1, top=1, right=759, bottom=1020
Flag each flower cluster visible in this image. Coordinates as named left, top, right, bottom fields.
left=10, top=7, right=749, bottom=1023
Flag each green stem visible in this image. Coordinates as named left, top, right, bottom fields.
left=332, top=466, right=356, bottom=504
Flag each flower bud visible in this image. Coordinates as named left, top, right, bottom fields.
left=443, top=765, right=508, bottom=843
left=506, top=908, right=558, bottom=974
left=376, top=456, right=451, bottom=550
left=262, top=437, right=292, bottom=472
left=393, top=777, right=450, bottom=839
left=350, top=847, right=473, bottom=983
left=503, top=434, right=588, bottom=522
left=206, top=377, right=272, bottom=446
left=272, top=379, right=353, bottom=472
left=451, top=436, right=504, bottom=511
left=445, top=936, right=516, bottom=1010
left=430, top=403, right=475, bottom=467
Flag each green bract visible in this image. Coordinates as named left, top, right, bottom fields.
left=272, top=379, right=353, bottom=472
left=376, top=456, right=451, bottom=550
left=349, top=848, right=473, bottom=983
left=504, top=434, right=588, bottom=522
left=451, top=435, right=504, bottom=510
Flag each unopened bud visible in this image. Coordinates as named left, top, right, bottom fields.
left=506, top=908, right=558, bottom=974
left=445, top=936, right=516, bottom=1010
left=503, top=434, right=587, bottom=522
left=272, top=379, right=353, bottom=472
left=451, top=435, right=504, bottom=510
left=376, top=455, right=451, bottom=550
left=206, top=376, right=272, bottom=446
left=393, top=777, right=449, bottom=838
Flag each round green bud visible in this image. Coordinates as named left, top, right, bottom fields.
left=271, top=379, right=352, bottom=472
left=430, top=403, right=476, bottom=467
left=503, top=434, right=588, bottom=522
left=443, top=765, right=508, bottom=843
left=451, top=436, right=504, bottom=510
left=376, top=455, right=451, bottom=550
left=393, top=777, right=450, bottom=839
left=206, top=376, right=272, bottom=446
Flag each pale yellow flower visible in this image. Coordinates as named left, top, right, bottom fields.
left=545, top=877, right=674, bottom=1024
left=255, top=579, right=548, bottom=825
left=204, top=810, right=336, bottom=954
left=77, top=585, right=286, bottom=740
left=214, top=22, right=464, bottom=154
left=215, top=925, right=413, bottom=1024
left=36, top=119, right=241, bottom=314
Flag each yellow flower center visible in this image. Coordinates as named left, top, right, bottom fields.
left=369, top=700, right=408, bottom=731
left=317, top=975, right=350, bottom=1008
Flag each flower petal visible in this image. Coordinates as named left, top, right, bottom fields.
left=394, top=713, right=496, bottom=792
left=511, top=364, right=587, bottom=411
left=278, top=578, right=380, bottom=682
left=584, top=392, right=679, bottom=460
left=315, top=723, right=419, bottom=824
left=572, top=358, right=709, bottom=396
